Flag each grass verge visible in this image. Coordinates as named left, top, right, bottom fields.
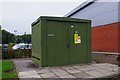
left=0, top=60, right=18, bottom=79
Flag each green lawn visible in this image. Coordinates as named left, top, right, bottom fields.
left=0, top=60, right=2, bottom=79
left=0, top=60, right=18, bottom=79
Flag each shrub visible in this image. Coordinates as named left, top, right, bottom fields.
left=2, top=49, right=10, bottom=59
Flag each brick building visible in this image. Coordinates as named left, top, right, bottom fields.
left=65, top=0, right=120, bottom=53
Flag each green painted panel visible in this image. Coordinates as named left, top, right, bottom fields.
left=68, top=22, right=89, bottom=64
left=47, top=21, right=68, bottom=66
left=32, top=22, right=41, bottom=65
left=32, top=16, right=91, bottom=67
left=86, top=23, right=92, bottom=63
left=40, top=20, right=48, bottom=67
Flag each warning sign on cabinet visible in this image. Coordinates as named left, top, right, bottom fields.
left=74, top=34, right=81, bottom=44
left=78, top=36, right=81, bottom=43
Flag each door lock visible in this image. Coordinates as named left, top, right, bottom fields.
left=66, top=43, right=70, bottom=47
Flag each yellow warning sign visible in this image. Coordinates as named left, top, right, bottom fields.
left=74, top=34, right=78, bottom=44
left=74, top=34, right=81, bottom=44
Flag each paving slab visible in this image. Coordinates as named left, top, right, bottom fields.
left=101, top=72, right=116, bottom=78
left=95, top=68, right=114, bottom=73
left=85, top=65, right=102, bottom=70
left=50, top=68, right=63, bottom=72
left=19, top=70, right=41, bottom=78
left=59, top=74, right=76, bottom=78
left=20, top=78, right=43, bottom=80
left=13, top=59, right=119, bottom=79
left=52, top=70, right=69, bottom=76
left=13, top=59, right=36, bottom=72
left=61, top=66, right=75, bottom=70
left=36, top=69, right=51, bottom=74
left=43, top=78, right=61, bottom=80
left=73, top=65, right=92, bottom=71
left=92, top=63, right=118, bottom=68
left=40, top=72, right=57, bottom=78
left=64, top=69, right=82, bottom=74
left=92, top=63, right=119, bottom=73
left=73, top=72, right=91, bottom=78
left=85, top=70, right=106, bottom=78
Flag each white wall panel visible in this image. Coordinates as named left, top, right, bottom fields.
left=68, top=2, right=119, bottom=27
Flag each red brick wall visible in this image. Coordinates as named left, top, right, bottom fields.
left=92, top=22, right=119, bottom=53
left=118, top=22, right=120, bottom=52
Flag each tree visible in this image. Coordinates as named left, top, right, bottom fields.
left=2, top=30, right=15, bottom=44
left=2, top=29, right=31, bottom=44
left=16, top=35, right=23, bottom=43
left=21, top=34, right=31, bottom=44
left=15, top=34, right=31, bottom=44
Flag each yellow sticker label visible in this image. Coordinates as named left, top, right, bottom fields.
left=74, top=34, right=78, bottom=44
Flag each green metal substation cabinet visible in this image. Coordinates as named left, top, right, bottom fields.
left=32, top=16, right=91, bottom=67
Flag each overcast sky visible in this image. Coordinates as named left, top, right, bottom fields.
left=0, top=0, right=88, bottom=35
